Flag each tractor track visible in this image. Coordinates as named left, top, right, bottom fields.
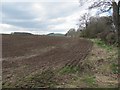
left=2, top=35, right=93, bottom=87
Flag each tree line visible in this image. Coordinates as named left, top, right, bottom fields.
left=65, top=0, right=120, bottom=46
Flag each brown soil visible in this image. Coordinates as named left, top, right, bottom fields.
left=2, top=35, right=93, bottom=87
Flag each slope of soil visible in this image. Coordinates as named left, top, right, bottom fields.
left=2, top=35, right=93, bottom=88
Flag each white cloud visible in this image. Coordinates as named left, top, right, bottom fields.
left=31, top=3, right=46, bottom=18
left=1, top=0, right=79, bottom=3
left=47, top=9, right=88, bottom=32
left=2, top=0, right=113, bottom=34
left=2, top=2, right=83, bottom=34
left=1, top=1, right=96, bottom=34
left=50, top=18, right=66, bottom=23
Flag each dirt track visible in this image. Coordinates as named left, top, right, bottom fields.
left=2, top=35, right=93, bottom=87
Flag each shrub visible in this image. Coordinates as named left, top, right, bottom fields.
left=80, top=16, right=117, bottom=45
left=106, top=32, right=117, bottom=45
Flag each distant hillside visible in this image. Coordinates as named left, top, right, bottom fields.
left=47, top=33, right=64, bottom=36
left=11, top=32, right=33, bottom=35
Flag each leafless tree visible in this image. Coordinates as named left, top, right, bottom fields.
left=78, top=12, right=90, bottom=29
left=79, top=0, right=119, bottom=31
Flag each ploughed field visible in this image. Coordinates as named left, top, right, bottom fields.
left=2, top=34, right=93, bottom=87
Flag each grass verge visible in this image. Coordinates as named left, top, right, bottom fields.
left=90, top=39, right=115, bottom=51
left=59, top=66, right=81, bottom=74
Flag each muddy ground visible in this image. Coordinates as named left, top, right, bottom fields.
left=2, top=35, right=93, bottom=88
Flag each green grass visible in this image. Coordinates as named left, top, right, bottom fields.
left=82, top=75, right=97, bottom=87
left=59, top=66, right=81, bottom=74
left=90, top=39, right=114, bottom=51
left=111, top=63, right=119, bottom=74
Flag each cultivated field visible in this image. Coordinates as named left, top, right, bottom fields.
left=2, top=34, right=93, bottom=88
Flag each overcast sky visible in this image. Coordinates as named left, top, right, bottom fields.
left=0, top=0, right=118, bottom=34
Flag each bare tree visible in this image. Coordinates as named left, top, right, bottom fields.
left=78, top=12, right=90, bottom=29
left=79, top=0, right=119, bottom=31
left=88, top=0, right=112, bottom=13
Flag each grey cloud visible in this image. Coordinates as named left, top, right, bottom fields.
left=1, top=2, right=82, bottom=34
left=2, top=2, right=35, bottom=20
left=42, top=2, right=80, bottom=19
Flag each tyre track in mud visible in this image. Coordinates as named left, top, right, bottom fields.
left=65, top=39, right=93, bottom=67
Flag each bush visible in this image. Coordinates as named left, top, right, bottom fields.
left=106, top=32, right=117, bottom=45
left=80, top=16, right=117, bottom=45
